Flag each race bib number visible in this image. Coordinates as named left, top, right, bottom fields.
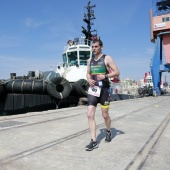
left=88, top=86, right=101, bottom=97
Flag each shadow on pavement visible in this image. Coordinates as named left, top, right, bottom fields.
left=97, top=128, right=125, bottom=144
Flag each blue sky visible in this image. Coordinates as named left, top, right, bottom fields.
left=0, top=0, right=169, bottom=83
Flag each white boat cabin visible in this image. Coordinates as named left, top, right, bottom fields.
left=56, top=38, right=93, bottom=82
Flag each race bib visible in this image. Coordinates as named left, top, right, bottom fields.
left=88, top=86, right=101, bottom=97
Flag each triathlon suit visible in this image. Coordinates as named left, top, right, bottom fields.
left=87, top=54, right=110, bottom=108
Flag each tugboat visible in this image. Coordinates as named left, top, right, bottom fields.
left=56, top=1, right=97, bottom=83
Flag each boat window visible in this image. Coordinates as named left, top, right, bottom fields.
left=67, top=51, right=78, bottom=66
left=79, top=51, right=90, bottom=65
left=62, top=53, right=67, bottom=66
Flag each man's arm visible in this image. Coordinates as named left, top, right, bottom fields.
left=86, top=58, right=96, bottom=86
left=105, top=55, right=120, bottom=78
left=86, top=58, right=91, bottom=80
left=96, top=55, right=120, bottom=80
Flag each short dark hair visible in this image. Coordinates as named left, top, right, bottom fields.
left=92, top=39, right=103, bottom=46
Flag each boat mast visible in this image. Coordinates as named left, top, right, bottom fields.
left=82, top=1, right=97, bottom=45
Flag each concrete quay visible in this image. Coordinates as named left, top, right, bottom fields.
left=0, top=96, right=170, bottom=170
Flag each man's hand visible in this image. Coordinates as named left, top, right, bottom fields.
left=88, top=79, right=96, bottom=86
left=97, top=74, right=105, bottom=80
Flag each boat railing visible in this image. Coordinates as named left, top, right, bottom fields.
left=57, top=60, right=88, bottom=68
left=64, top=37, right=91, bottom=50
left=77, top=38, right=91, bottom=45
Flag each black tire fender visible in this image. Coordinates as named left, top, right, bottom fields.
left=0, top=83, right=6, bottom=99
left=75, top=79, right=89, bottom=97
left=47, top=77, right=71, bottom=99
left=70, top=82, right=77, bottom=96
left=5, top=80, right=48, bottom=94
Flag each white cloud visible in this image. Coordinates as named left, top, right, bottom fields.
left=24, top=18, right=48, bottom=28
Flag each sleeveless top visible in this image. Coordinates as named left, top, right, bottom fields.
left=90, top=54, right=110, bottom=87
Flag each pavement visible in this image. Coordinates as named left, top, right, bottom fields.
left=0, top=95, right=170, bottom=170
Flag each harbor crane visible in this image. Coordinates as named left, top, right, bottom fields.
left=150, top=0, right=170, bottom=95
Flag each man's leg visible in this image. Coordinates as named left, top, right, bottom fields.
left=101, top=108, right=111, bottom=131
left=85, top=105, right=99, bottom=151
left=87, top=105, right=97, bottom=141
left=101, top=107, right=112, bottom=142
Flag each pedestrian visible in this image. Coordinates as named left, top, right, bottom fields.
left=85, top=39, right=120, bottom=151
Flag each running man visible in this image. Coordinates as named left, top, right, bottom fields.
left=85, top=39, right=120, bottom=151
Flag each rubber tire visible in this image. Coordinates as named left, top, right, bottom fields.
left=47, top=77, right=71, bottom=100
left=70, top=82, right=78, bottom=96
left=0, top=84, right=6, bottom=99
left=6, top=80, right=24, bottom=93
left=75, top=79, right=89, bottom=97
left=32, top=80, right=48, bottom=94
left=5, top=80, right=48, bottom=94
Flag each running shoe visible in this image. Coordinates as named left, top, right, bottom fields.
left=105, top=130, right=112, bottom=142
left=85, top=139, right=99, bottom=151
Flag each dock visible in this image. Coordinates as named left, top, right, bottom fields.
left=0, top=96, right=170, bottom=170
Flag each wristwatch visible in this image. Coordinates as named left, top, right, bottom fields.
left=105, top=74, right=108, bottom=79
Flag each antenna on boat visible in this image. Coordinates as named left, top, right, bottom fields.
left=81, top=1, right=97, bottom=45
